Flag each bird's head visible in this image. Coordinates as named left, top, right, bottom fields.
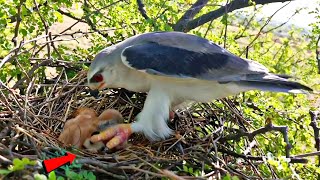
left=97, top=109, right=124, bottom=131
left=87, top=46, right=120, bottom=90
left=72, top=107, right=97, bottom=118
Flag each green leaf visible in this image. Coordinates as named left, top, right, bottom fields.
left=34, top=173, right=48, bottom=180
left=57, top=176, right=64, bottom=180
left=223, top=174, right=231, bottom=180
left=22, top=157, right=30, bottom=164
left=28, top=26, right=35, bottom=33
left=54, top=11, right=64, bottom=23
left=12, top=158, right=22, bottom=167
left=86, top=172, right=96, bottom=180
left=0, top=169, right=11, bottom=175
left=66, top=169, right=79, bottom=179
left=221, top=14, right=228, bottom=25
left=48, top=171, right=57, bottom=180
left=11, top=158, right=24, bottom=171
left=183, top=165, right=189, bottom=173
left=19, top=28, right=28, bottom=36
left=188, top=167, right=193, bottom=174
left=231, top=176, right=240, bottom=180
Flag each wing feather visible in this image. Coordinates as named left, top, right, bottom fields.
left=121, top=39, right=268, bottom=82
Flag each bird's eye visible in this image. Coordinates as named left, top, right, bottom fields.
left=92, top=74, right=103, bottom=82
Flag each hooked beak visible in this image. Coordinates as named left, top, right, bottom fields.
left=88, top=82, right=107, bottom=90
left=98, top=82, right=106, bottom=90
left=87, top=82, right=107, bottom=98
left=89, top=89, right=99, bottom=98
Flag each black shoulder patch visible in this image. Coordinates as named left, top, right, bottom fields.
left=122, top=43, right=230, bottom=77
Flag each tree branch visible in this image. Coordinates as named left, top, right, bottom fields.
left=309, top=111, right=320, bottom=151
left=57, top=0, right=125, bottom=38
left=309, top=111, right=320, bottom=170
left=316, top=35, right=320, bottom=74
left=240, top=1, right=290, bottom=56
left=219, top=148, right=263, bottom=161
left=173, top=0, right=209, bottom=31
left=136, top=0, right=150, bottom=20
left=12, top=0, right=25, bottom=46
left=57, top=9, right=87, bottom=23
left=82, top=0, right=109, bottom=38
left=221, top=122, right=292, bottom=158
left=175, top=0, right=295, bottom=32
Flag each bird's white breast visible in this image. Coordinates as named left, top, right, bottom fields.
left=151, top=76, right=248, bottom=103
left=116, top=64, right=251, bottom=104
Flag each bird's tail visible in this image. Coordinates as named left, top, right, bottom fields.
left=236, top=73, right=312, bottom=93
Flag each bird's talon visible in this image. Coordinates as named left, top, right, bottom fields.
left=90, top=124, right=132, bottom=150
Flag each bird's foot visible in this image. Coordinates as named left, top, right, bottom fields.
left=90, top=124, right=132, bottom=149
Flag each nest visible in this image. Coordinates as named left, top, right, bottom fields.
left=1, top=68, right=309, bottom=180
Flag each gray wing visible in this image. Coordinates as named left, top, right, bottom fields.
left=120, top=32, right=312, bottom=93
left=121, top=33, right=269, bottom=82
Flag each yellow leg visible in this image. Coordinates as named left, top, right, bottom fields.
left=90, top=124, right=132, bottom=149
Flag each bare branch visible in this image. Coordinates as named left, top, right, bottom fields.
left=309, top=111, right=320, bottom=151
left=219, top=148, right=263, bottom=161
left=241, top=2, right=290, bottom=55
left=309, top=111, right=320, bottom=171
left=57, top=9, right=87, bottom=23
left=175, top=0, right=295, bottom=32
left=12, top=0, right=25, bottom=46
left=57, top=0, right=125, bottom=38
left=316, top=36, right=320, bottom=74
left=173, top=0, right=209, bottom=31
left=221, top=122, right=292, bottom=158
left=292, top=151, right=320, bottom=159
left=83, top=0, right=109, bottom=38
left=136, top=0, right=150, bottom=20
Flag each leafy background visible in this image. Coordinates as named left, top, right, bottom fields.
left=0, top=0, right=320, bottom=179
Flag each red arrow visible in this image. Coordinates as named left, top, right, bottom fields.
left=42, top=152, right=76, bottom=173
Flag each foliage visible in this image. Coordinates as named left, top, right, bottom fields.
left=0, top=156, right=96, bottom=180
left=64, top=168, right=96, bottom=180
left=0, top=157, right=37, bottom=177
left=0, top=0, right=320, bottom=179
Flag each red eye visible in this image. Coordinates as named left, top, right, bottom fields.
left=92, top=74, right=103, bottom=82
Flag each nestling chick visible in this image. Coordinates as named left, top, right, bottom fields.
left=58, top=108, right=98, bottom=148
left=83, top=109, right=124, bottom=152
left=58, top=108, right=123, bottom=152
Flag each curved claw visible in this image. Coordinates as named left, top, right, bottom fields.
left=90, top=124, right=132, bottom=149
